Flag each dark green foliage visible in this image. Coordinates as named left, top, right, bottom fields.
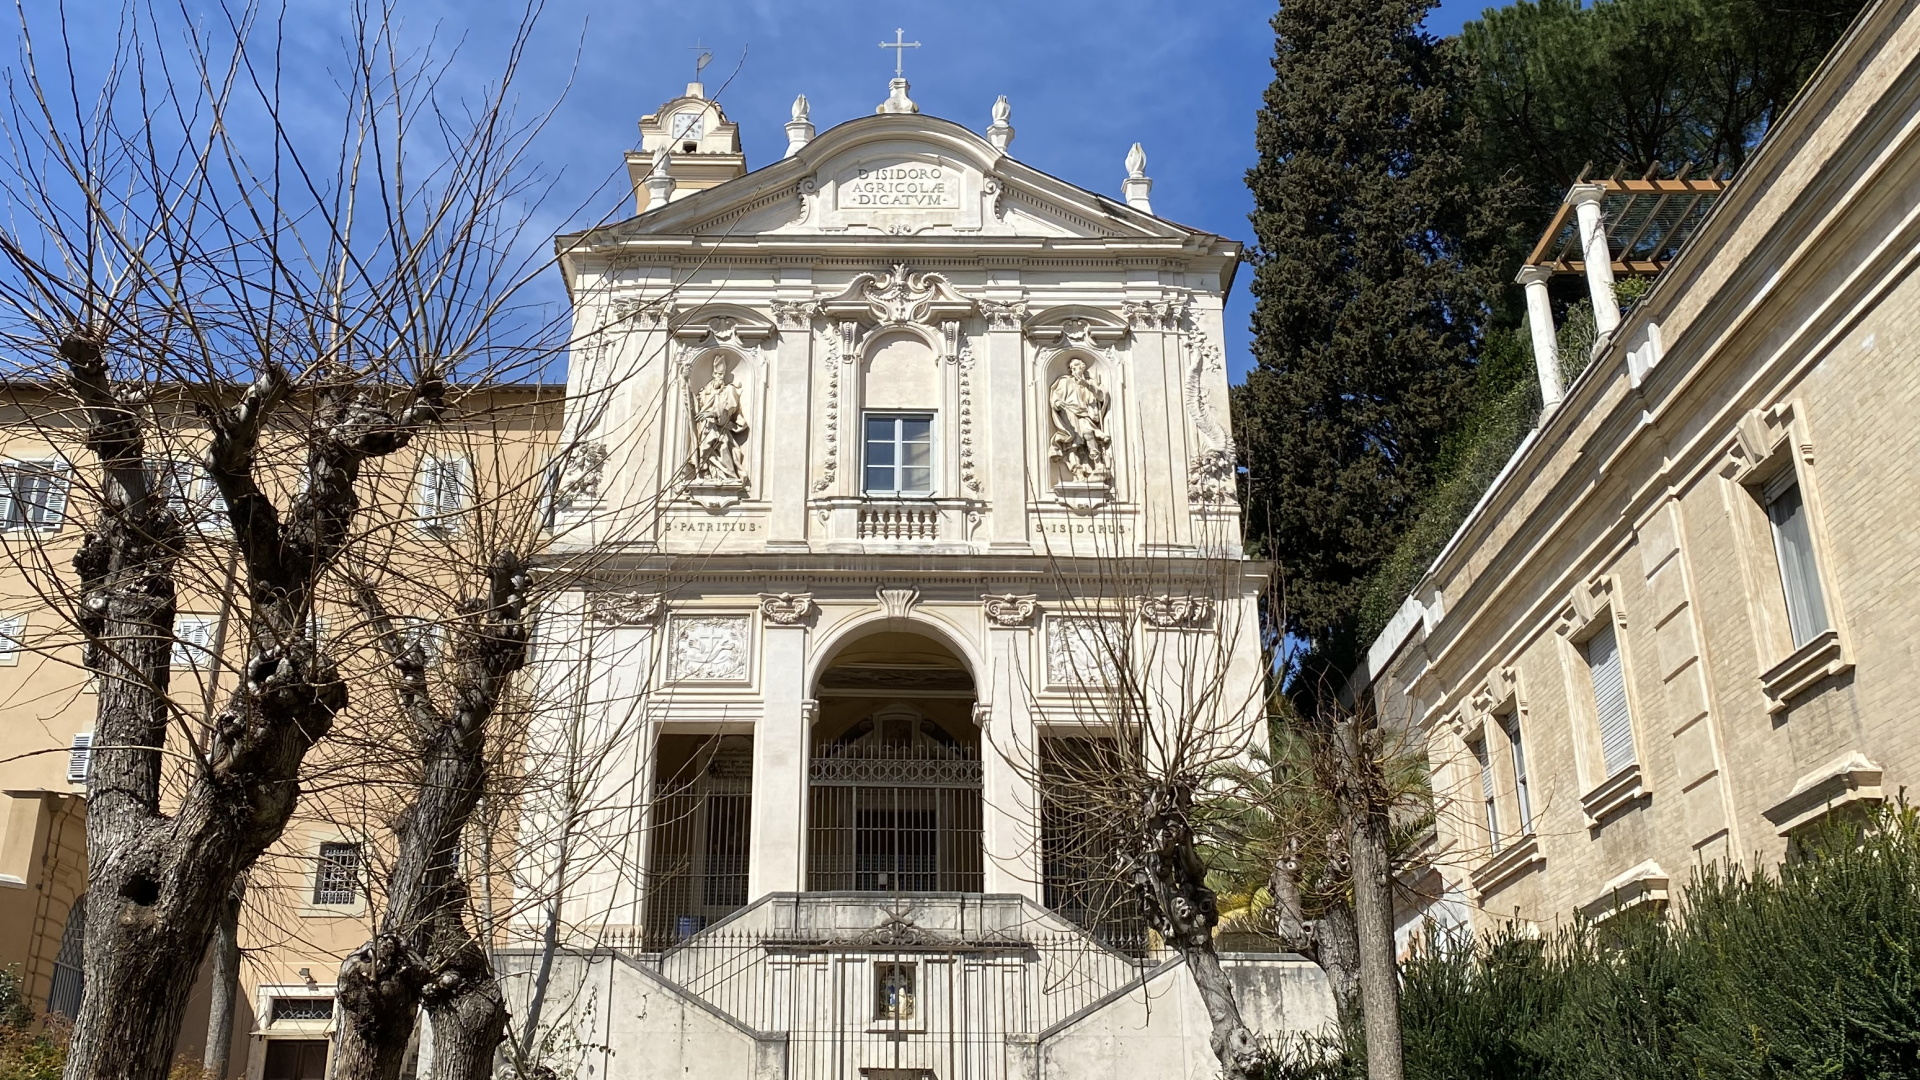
left=1460, top=0, right=1866, bottom=271
left=1263, top=804, right=1920, bottom=1080
left=1237, top=0, right=1510, bottom=684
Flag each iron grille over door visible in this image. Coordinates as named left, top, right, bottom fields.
left=644, top=737, right=753, bottom=947
left=808, top=742, right=982, bottom=893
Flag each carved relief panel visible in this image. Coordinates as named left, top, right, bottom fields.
left=667, top=614, right=751, bottom=682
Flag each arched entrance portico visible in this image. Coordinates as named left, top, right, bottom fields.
left=806, top=630, right=984, bottom=894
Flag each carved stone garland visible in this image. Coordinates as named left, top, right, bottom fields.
left=955, top=337, right=980, bottom=496
left=812, top=323, right=849, bottom=494
left=1183, top=328, right=1237, bottom=507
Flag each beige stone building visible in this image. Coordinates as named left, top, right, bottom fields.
left=1360, top=0, right=1920, bottom=940
left=0, top=383, right=563, bottom=1077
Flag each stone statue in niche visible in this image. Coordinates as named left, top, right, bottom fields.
left=1048, top=357, right=1113, bottom=484
left=690, top=359, right=749, bottom=485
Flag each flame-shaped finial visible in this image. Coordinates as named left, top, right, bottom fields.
left=1126, top=142, right=1147, bottom=179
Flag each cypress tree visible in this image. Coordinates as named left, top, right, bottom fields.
left=1236, top=0, right=1505, bottom=685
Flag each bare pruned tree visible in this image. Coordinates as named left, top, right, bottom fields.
left=1004, top=513, right=1278, bottom=1080
left=0, top=1, right=573, bottom=1074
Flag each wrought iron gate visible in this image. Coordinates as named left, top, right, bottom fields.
left=807, top=744, right=983, bottom=894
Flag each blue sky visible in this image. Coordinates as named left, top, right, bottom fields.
left=38, top=0, right=1497, bottom=380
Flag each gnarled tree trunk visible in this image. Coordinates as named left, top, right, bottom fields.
left=59, top=340, right=445, bottom=1080
left=332, top=553, right=529, bottom=1080
left=1129, top=782, right=1266, bottom=1080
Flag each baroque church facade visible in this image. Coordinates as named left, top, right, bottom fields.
left=502, top=74, right=1334, bottom=1079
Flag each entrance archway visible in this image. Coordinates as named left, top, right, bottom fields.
left=806, top=630, right=984, bottom=893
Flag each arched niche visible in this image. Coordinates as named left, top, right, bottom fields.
left=860, top=329, right=940, bottom=411
left=680, top=343, right=760, bottom=509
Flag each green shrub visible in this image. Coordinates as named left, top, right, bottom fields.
left=1266, top=804, right=1920, bottom=1080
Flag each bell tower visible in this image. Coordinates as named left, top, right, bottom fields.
left=626, top=81, right=747, bottom=213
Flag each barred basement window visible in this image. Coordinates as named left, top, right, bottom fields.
left=270, top=996, right=335, bottom=1022
left=312, top=842, right=362, bottom=905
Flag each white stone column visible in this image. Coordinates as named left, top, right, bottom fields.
left=1569, top=184, right=1620, bottom=337
left=982, top=616, right=1042, bottom=900
left=1515, top=265, right=1565, bottom=412
left=748, top=619, right=809, bottom=899
left=767, top=306, right=815, bottom=549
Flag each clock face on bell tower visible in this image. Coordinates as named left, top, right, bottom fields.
left=670, top=111, right=704, bottom=142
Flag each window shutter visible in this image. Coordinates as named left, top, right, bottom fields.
left=173, top=617, right=214, bottom=668
left=0, top=615, right=25, bottom=662
left=0, top=465, right=17, bottom=529
left=67, top=733, right=93, bottom=784
left=37, top=464, right=69, bottom=530
left=196, top=469, right=227, bottom=527
left=1586, top=622, right=1636, bottom=776
left=419, top=456, right=468, bottom=531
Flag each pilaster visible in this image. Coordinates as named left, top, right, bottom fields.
left=768, top=299, right=817, bottom=549
left=982, top=615, right=1042, bottom=900
left=983, top=302, right=1031, bottom=552
left=749, top=619, right=810, bottom=899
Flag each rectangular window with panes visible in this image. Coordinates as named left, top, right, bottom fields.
left=1584, top=621, right=1637, bottom=778
left=863, top=414, right=933, bottom=497
left=1764, top=470, right=1830, bottom=648
left=0, top=460, right=69, bottom=532
left=417, top=456, right=470, bottom=534
left=312, top=842, right=362, bottom=905
left=1503, top=712, right=1533, bottom=835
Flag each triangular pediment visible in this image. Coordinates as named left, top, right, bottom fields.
left=567, top=113, right=1206, bottom=250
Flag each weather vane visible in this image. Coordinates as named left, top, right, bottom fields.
left=879, top=28, right=921, bottom=78
left=690, top=40, right=713, bottom=82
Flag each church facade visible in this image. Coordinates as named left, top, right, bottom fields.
left=499, top=76, right=1334, bottom=1079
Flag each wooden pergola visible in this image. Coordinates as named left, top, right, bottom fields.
left=1526, top=168, right=1728, bottom=276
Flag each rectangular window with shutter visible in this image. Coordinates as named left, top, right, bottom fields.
left=0, top=460, right=70, bottom=532
left=1471, top=735, right=1499, bottom=853
left=1504, top=713, right=1533, bottom=834
left=1584, top=621, right=1637, bottom=777
left=1764, top=473, right=1830, bottom=648
left=147, top=459, right=225, bottom=530
left=173, top=616, right=216, bottom=669
left=0, top=615, right=24, bottom=665
left=417, top=456, right=470, bottom=534
left=67, top=733, right=92, bottom=784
